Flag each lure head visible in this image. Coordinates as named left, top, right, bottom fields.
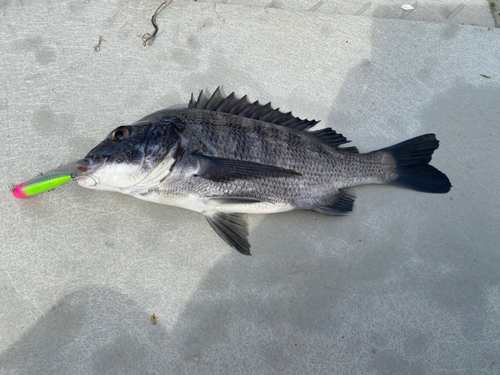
left=12, top=183, right=30, bottom=199
left=76, top=118, right=182, bottom=193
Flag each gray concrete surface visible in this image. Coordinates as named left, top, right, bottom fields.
left=199, top=0, right=496, bottom=27
left=1, top=1, right=500, bottom=374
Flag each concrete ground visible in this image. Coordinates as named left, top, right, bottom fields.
left=1, top=1, right=500, bottom=374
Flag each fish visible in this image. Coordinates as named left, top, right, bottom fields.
left=76, top=88, right=451, bottom=255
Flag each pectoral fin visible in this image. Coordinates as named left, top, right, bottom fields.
left=190, top=154, right=301, bottom=183
left=205, top=212, right=251, bottom=255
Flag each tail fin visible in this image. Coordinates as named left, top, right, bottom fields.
left=379, top=134, right=451, bottom=194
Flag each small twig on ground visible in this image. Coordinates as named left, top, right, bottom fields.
left=142, top=0, right=171, bottom=46
left=94, top=35, right=106, bottom=52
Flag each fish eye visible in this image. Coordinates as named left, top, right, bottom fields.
left=111, top=126, right=130, bottom=141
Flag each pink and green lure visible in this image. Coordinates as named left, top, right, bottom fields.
left=12, top=173, right=74, bottom=199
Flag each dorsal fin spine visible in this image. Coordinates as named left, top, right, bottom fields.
left=188, top=93, right=196, bottom=109
left=259, top=107, right=280, bottom=122
left=205, top=87, right=223, bottom=110
left=195, top=90, right=207, bottom=109
left=229, top=95, right=250, bottom=115
left=215, top=92, right=237, bottom=112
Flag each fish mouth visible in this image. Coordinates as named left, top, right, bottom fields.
left=75, top=157, right=105, bottom=188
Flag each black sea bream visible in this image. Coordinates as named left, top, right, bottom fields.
left=76, top=88, right=451, bottom=255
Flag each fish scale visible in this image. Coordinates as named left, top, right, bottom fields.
left=76, top=88, right=451, bottom=255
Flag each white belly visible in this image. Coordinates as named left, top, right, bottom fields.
left=132, top=191, right=295, bottom=215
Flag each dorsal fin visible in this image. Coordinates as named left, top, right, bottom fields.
left=309, top=128, right=359, bottom=153
left=188, top=87, right=319, bottom=131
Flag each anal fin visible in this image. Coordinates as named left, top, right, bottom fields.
left=313, top=191, right=355, bottom=216
left=205, top=212, right=251, bottom=255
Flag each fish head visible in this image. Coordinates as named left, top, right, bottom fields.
left=76, top=119, right=181, bottom=193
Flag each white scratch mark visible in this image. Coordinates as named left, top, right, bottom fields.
left=447, top=3, right=465, bottom=20
left=5, top=270, right=43, bottom=321
left=354, top=2, right=372, bottom=16
left=309, top=1, right=323, bottom=12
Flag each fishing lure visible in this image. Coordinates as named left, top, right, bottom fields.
left=12, top=173, right=75, bottom=199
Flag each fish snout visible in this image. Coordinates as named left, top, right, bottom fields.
left=76, top=155, right=107, bottom=173
left=76, top=159, right=90, bottom=172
